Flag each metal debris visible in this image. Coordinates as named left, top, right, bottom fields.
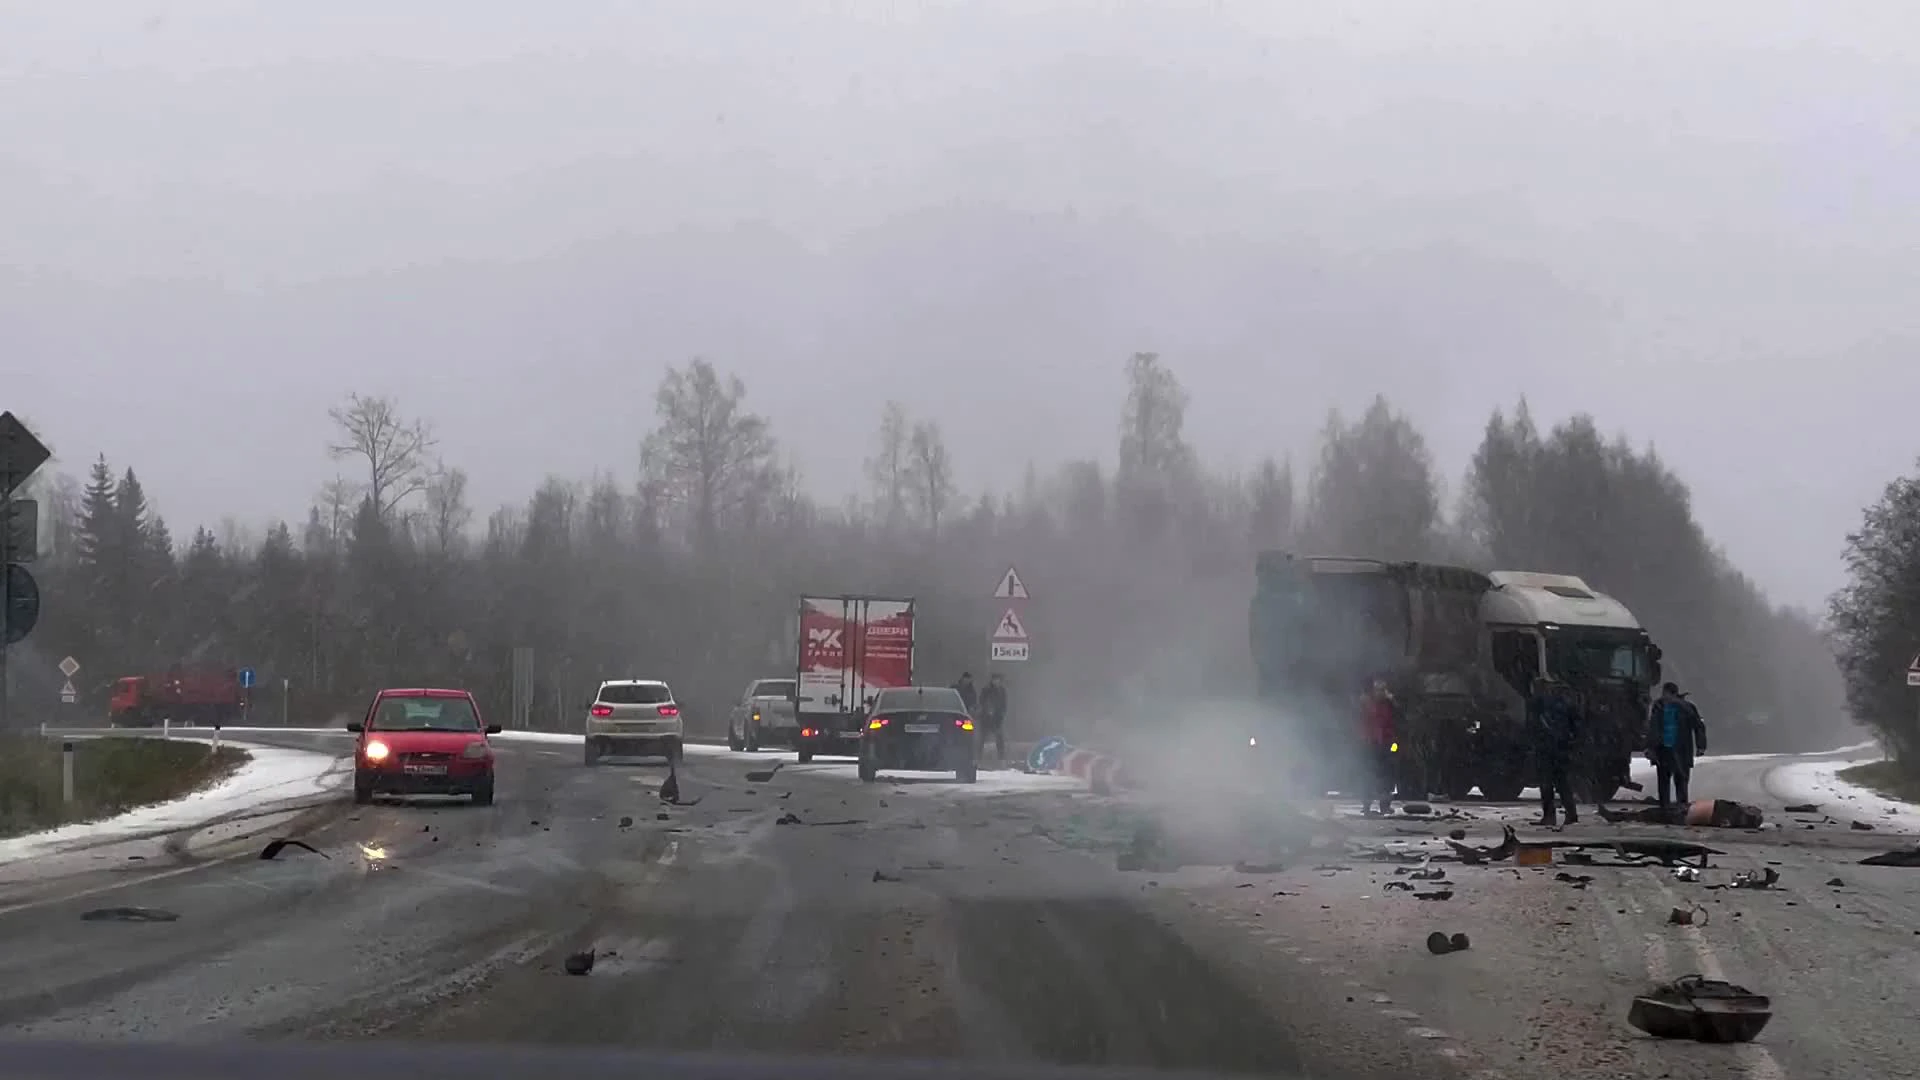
left=1859, top=848, right=1920, bottom=867
left=563, top=949, right=595, bottom=975
left=1628, top=976, right=1772, bottom=1043
left=744, top=764, right=783, bottom=783
left=1414, top=889, right=1454, bottom=901
left=776, top=812, right=802, bottom=825
left=81, top=907, right=179, bottom=922
left=259, top=838, right=328, bottom=860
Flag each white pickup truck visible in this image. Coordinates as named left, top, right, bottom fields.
left=726, top=677, right=798, bottom=752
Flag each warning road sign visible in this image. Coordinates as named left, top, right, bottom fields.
left=58, top=655, right=79, bottom=678
left=992, top=566, right=1029, bottom=600
left=993, top=608, right=1029, bottom=640
left=1909, top=652, right=1920, bottom=687
left=59, top=679, right=75, bottom=703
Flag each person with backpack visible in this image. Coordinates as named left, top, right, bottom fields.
left=1645, top=682, right=1708, bottom=812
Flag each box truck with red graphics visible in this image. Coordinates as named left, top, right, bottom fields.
left=794, top=595, right=915, bottom=764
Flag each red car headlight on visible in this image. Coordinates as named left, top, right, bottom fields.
left=363, top=740, right=391, bottom=762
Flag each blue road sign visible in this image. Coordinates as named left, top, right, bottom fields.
left=239, top=667, right=255, bottom=690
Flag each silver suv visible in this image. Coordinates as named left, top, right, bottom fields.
left=585, top=679, right=683, bottom=766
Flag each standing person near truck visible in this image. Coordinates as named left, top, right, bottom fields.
left=1357, top=678, right=1398, bottom=816
left=952, top=671, right=979, bottom=716
left=1531, top=675, right=1582, bottom=827
left=1645, top=682, right=1707, bottom=813
left=976, top=673, right=1009, bottom=762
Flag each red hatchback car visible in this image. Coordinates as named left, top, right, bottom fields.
left=347, top=688, right=501, bottom=806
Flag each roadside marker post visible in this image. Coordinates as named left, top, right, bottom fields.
left=61, top=740, right=74, bottom=804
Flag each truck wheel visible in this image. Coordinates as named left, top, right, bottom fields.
left=797, top=747, right=814, bottom=765
left=728, top=723, right=745, bottom=752
left=744, top=723, right=760, bottom=753
left=858, top=750, right=878, bottom=782
left=666, top=739, right=684, bottom=768
left=353, top=775, right=374, bottom=805
left=584, top=739, right=602, bottom=767
left=471, top=777, right=495, bottom=806
left=956, top=758, right=978, bottom=784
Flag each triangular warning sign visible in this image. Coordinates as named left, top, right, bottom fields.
left=993, top=608, right=1029, bottom=640
left=993, top=566, right=1029, bottom=600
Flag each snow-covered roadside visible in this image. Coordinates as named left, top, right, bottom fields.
left=1769, top=756, right=1920, bottom=835
left=0, top=744, right=347, bottom=865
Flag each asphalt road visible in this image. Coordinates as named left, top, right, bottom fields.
left=2, top=734, right=1916, bottom=1080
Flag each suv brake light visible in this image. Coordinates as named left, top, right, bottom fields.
left=589, top=704, right=613, bottom=717
left=657, top=704, right=679, bottom=716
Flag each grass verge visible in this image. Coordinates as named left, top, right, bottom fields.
left=0, top=735, right=249, bottom=840
left=1836, top=759, right=1920, bottom=805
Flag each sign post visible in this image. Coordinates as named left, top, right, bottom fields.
left=0, top=412, right=50, bottom=733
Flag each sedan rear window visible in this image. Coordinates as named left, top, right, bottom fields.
left=750, top=680, right=796, bottom=698
left=373, top=696, right=480, bottom=731
left=598, top=683, right=672, bottom=705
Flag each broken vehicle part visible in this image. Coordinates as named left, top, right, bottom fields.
left=1628, top=976, right=1772, bottom=1043
left=80, top=907, right=179, bottom=922
left=1858, top=849, right=1920, bottom=867
left=258, top=838, right=328, bottom=860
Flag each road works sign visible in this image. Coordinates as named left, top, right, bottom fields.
left=992, top=566, right=1029, bottom=600
left=1909, top=652, right=1920, bottom=687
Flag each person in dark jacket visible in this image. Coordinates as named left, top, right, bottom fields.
left=1645, top=682, right=1708, bottom=812
left=952, top=672, right=979, bottom=716
left=1530, top=675, right=1582, bottom=827
left=1357, top=679, right=1399, bottom=816
left=976, top=673, right=1009, bottom=761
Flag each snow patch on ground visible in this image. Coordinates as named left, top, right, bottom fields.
left=0, top=744, right=346, bottom=865
left=1768, top=757, right=1920, bottom=835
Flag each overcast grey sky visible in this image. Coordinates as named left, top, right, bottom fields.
left=2, top=1, right=1913, bottom=609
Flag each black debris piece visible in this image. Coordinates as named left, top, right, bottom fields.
left=1448, top=828, right=1467, bottom=841
left=420, top=825, right=431, bottom=833
left=1425, top=931, right=1469, bottom=955
left=656, top=812, right=671, bottom=821
left=1414, top=889, right=1454, bottom=901
left=1826, top=877, right=1845, bottom=887
left=1446, top=825, right=1519, bottom=864
left=1628, top=975, right=1772, bottom=1043
left=259, top=838, right=329, bottom=860
left=1402, top=802, right=1433, bottom=816
left=1784, top=803, right=1820, bottom=814
left=1451, top=932, right=1469, bottom=951
left=1668, top=906, right=1699, bottom=926
left=745, top=789, right=757, bottom=795
left=1383, top=880, right=1414, bottom=892
left=1232, top=860, right=1286, bottom=874
left=1851, top=821, right=1875, bottom=831
left=563, top=950, right=595, bottom=976
left=744, top=764, right=783, bottom=783
left=1554, top=872, right=1594, bottom=888
left=776, top=812, right=803, bottom=825
left=81, top=907, right=178, bottom=922
left=617, top=816, right=634, bottom=828
left=1409, top=867, right=1447, bottom=881
left=1709, top=867, right=1779, bottom=891
left=1858, top=848, right=1920, bottom=867
left=806, top=819, right=867, bottom=827
left=872, top=870, right=902, bottom=883
left=1235, top=882, right=1254, bottom=889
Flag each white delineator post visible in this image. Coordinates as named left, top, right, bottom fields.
left=61, top=740, right=74, bottom=804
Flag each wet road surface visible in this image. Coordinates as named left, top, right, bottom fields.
left=0, top=733, right=1436, bottom=1080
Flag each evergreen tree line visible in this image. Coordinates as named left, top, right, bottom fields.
left=11, top=354, right=1848, bottom=753
left=1830, top=458, right=1920, bottom=770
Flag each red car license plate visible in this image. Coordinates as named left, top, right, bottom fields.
left=404, top=764, right=448, bottom=775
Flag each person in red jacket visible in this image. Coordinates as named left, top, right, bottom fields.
left=1357, top=678, right=1399, bottom=815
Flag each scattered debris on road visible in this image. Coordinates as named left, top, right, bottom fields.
left=1672, top=866, right=1700, bottom=882
left=1414, top=889, right=1454, bottom=901
left=1709, top=867, right=1780, bottom=891
left=1555, top=872, right=1593, bottom=889
left=1425, top=931, right=1470, bottom=955
left=1447, top=825, right=1518, bottom=864
left=1668, top=905, right=1707, bottom=926
left=618, top=815, right=633, bottom=828
left=80, top=906, right=179, bottom=922
left=1384, top=880, right=1414, bottom=892
left=1628, top=976, right=1772, bottom=1043
left=1826, top=877, right=1845, bottom=887
left=1851, top=821, right=1875, bottom=831
left=563, top=949, right=595, bottom=975
left=1784, top=803, right=1820, bottom=813
left=776, top=812, right=802, bottom=825
left=744, top=764, right=783, bottom=783
left=1597, top=799, right=1763, bottom=828
left=1232, top=860, right=1286, bottom=874
left=872, top=870, right=902, bottom=883
left=258, top=838, right=328, bottom=860
left=1858, top=848, right=1920, bottom=866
